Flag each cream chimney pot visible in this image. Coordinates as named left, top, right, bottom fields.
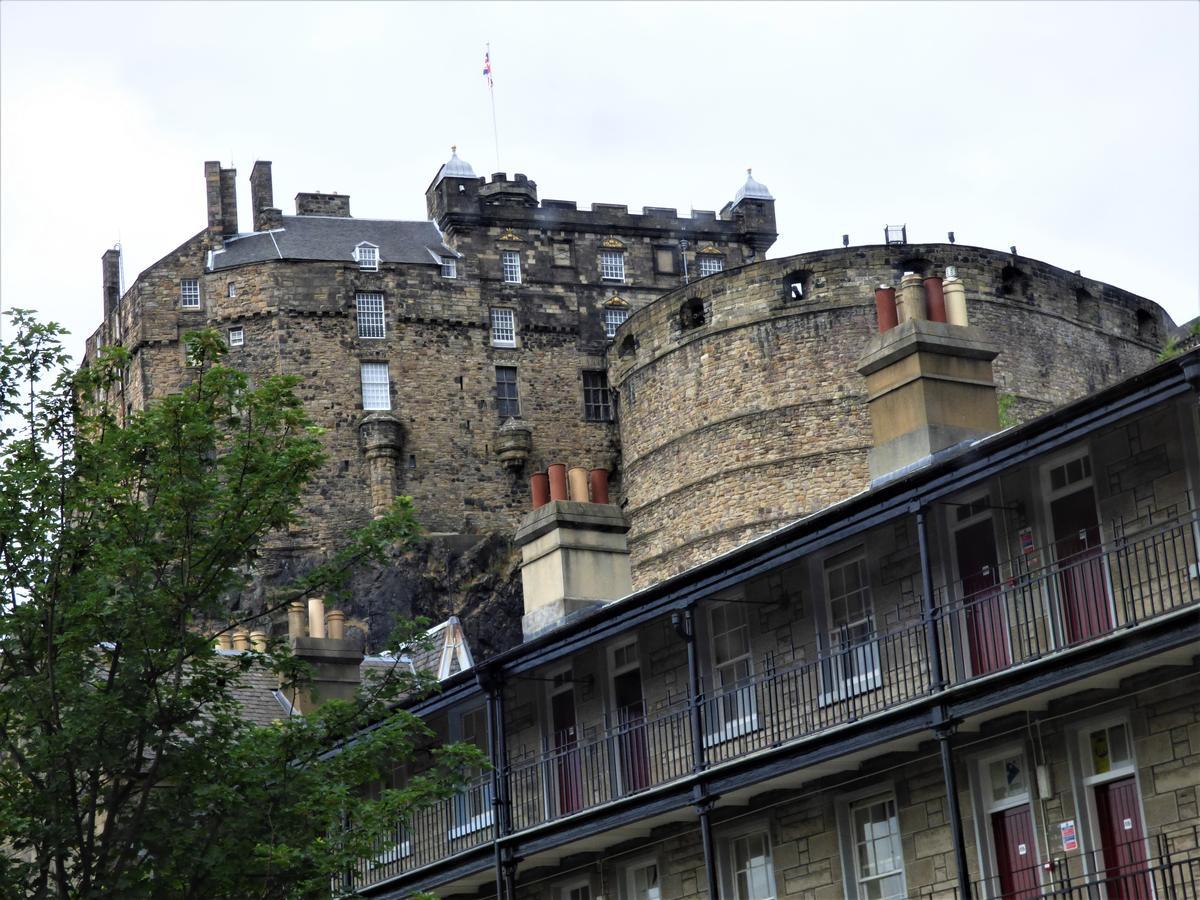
left=307, top=598, right=327, bottom=639
left=287, top=601, right=306, bottom=638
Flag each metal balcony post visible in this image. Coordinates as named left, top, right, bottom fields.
left=673, top=605, right=719, bottom=899
left=936, top=718, right=973, bottom=900
left=480, top=669, right=513, bottom=900
left=916, top=506, right=946, bottom=692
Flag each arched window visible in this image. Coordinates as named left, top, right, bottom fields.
left=681, top=296, right=707, bottom=330
left=618, top=334, right=637, bottom=359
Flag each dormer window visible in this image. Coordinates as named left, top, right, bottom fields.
left=600, top=249, right=625, bottom=282
left=441, top=257, right=458, bottom=279
left=354, top=243, right=380, bottom=271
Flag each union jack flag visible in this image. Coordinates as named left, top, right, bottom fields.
left=483, top=50, right=493, bottom=88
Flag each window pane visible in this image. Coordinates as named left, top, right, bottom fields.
left=360, top=362, right=390, bottom=411
left=601, top=250, right=625, bottom=281
left=698, top=255, right=724, bottom=277
left=502, top=250, right=521, bottom=283
left=583, top=370, right=612, bottom=421
left=604, top=306, right=629, bottom=338
left=357, top=292, right=385, bottom=339
left=181, top=279, right=200, bottom=307
left=851, top=795, right=904, bottom=899
left=496, top=366, right=520, bottom=418
left=441, top=257, right=457, bottom=278
left=491, top=308, right=516, bottom=346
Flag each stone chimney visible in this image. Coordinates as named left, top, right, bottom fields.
left=250, top=160, right=282, bottom=231
left=285, top=597, right=363, bottom=714
left=101, top=248, right=121, bottom=319
left=295, top=192, right=351, bottom=217
left=856, top=274, right=1000, bottom=484
left=204, top=161, right=239, bottom=240
left=514, top=465, right=631, bottom=641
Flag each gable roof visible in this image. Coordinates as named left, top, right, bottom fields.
left=221, top=652, right=295, bottom=726
left=209, top=216, right=455, bottom=271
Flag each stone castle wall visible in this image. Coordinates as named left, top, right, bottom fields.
left=610, top=243, right=1171, bottom=586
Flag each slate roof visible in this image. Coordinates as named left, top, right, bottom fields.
left=221, top=651, right=294, bottom=727
left=209, top=216, right=456, bottom=271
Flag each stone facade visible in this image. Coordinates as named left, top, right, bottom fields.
left=611, top=244, right=1172, bottom=585
left=83, top=155, right=1174, bottom=651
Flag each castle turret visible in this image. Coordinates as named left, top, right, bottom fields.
left=425, top=147, right=481, bottom=223
left=721, top=168, right=778, bottom=258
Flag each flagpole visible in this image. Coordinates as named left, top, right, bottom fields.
left=487, top=42, right=500, bottom=170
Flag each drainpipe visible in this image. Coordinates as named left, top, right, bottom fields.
left=673, top=605, right=719, bottom=898
left=916, top=504, right=972, bottom=899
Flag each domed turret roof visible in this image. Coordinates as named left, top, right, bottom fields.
left=434, top=146, right=477, bottom=185
left=733, top=168, right=774, bottom=204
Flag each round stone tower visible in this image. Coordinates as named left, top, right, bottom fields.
left=608, top=243, right=1173, bottom=586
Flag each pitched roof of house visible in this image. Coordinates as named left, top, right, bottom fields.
left=221, top=652, right=295, bottom=726
left=209, top=216, right=456, bottom=271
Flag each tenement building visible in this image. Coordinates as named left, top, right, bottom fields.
left=84, top=154, right=1174, bottom=653
left=336, top=316, right=1200, bottom=899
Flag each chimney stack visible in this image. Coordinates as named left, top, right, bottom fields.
left=284, top=597, right=363, bottom=714
left=101, top=249, right=121, bottom=319
left=204, top=161, right=239, bottom=241
left=250, top=160, right=282, bottom=231
left=295, top=192, right=351, bottom=217
left=515, top=464, right=632, bottom=641
left=856, top=273, right=1000, bottom=484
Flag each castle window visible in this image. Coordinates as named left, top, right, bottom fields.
left=697, top=255, right=724, bottom=277
left=600, top=249, right=625, bottom=282
left=501, top=250, right=522, bottom=284
left=360, top=361, right=391, bottom=411
left=226, top=281, right=236, bottom=298
left=357, top=292, right=386, bottom=339
left=1000, top=264, right=1028, bottom=299
left=354, top=243, right=379, bottom=271
left=681, top=296, right=707, bottom=330
left=654, top=246, right=677, bottom=275
left=491, top=307, right=517, bottom=347
left=553, top=241, right=573, bottom=267
left=604, top=306, right=629, bottom=339
left=495, top=366, right=520, bottom=418
left=180, top=278, right=200, bottom=308
left=618, top=334, right=636, bottom=358
left=440, top=257, right=457, bottom=279
left=228, top=326, right=244, bottom=348
left=582, top=370, right=612, bottom=422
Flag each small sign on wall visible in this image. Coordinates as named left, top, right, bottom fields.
left=1060, top=820, right=1079, bottom=852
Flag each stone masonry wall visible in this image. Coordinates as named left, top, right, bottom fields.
left=611, top=243, right=1173, bottom=587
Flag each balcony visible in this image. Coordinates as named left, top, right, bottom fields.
left=352, top=508, right=1200, bottom=892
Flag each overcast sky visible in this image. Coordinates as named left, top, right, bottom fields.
left=2, top=0, right=1197, bottom=359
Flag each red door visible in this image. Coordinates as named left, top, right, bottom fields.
left=551, top=689, right=582, bottom=815
left=956, top=519, right=1010, bottom=675
left=613, top=668, right=650, bottom=794
left=1095, top=777, right=1151, bottom=900
left=1050, top=487, right=1111, bottom=643
left=992, top=805, right=1040, bottom=899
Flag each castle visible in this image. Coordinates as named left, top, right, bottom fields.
left=84, top=151, right=1173, bottom=654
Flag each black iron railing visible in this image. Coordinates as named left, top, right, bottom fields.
left=915, top=824, right=1200, bottom=899
left=352, top=509, right=1200, bottom=890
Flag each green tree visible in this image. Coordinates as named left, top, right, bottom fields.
left=0, top=311, right=479, bottom=898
